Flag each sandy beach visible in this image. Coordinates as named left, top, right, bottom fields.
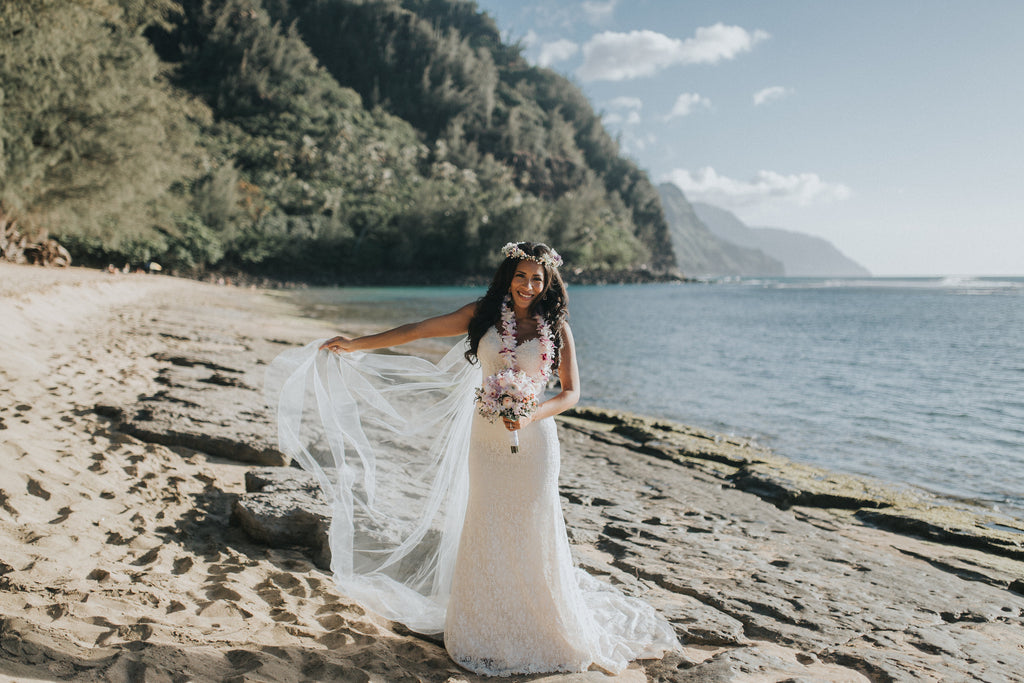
left=1, top=262, right=1022, bottom=682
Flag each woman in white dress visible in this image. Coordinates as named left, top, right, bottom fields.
left=269, top=242, right=678, bottom=675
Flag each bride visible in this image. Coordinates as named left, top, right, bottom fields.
left=267, top=241, right=678, bottom=675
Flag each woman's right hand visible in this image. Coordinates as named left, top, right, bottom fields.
left=320, top=335, right=356, bottom=353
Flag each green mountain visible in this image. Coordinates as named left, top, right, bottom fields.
left=0, top=0, right=677, bottom=281
left=693, top=202, right=871, bottom=277
left=657, top=183, right=783, bottom=277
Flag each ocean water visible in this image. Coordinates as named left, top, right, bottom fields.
left=288, top=277, right=1024, bottom=520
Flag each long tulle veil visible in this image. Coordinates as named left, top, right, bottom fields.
left=264, top=338, right=481, bottom=634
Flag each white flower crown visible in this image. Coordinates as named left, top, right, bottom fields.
left=501, top=242, right=563, bottom=268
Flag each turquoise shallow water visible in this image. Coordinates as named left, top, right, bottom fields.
left=287, top=277, right=1024, bottom=520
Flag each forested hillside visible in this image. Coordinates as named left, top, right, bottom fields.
left=0, top=0, right=677, bottom=281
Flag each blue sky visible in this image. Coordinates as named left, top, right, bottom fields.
left=473, top=0, right=1024, bottom=276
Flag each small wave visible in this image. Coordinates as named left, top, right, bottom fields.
left=940, top=276, right=1024, bottom=291
left=739, top=276, right=1024, bottom=291
left=940, top=276, right=980, bottom=287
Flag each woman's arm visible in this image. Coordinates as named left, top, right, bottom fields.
left=503, top=323, right=580, bottom=431
left=320, top=302, right=476, bottom=353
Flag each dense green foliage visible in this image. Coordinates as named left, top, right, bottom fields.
left=1, top=0, right=676, bottom=279
left=0, top=0, right=196, bottom=258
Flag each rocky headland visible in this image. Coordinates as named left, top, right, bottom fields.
left=1, top=262, right=1022, bottom=682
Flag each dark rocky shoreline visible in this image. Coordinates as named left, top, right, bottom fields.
left=65, top=262, right=695, bottom=290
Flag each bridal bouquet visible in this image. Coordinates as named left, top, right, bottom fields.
left=475, top=369, right=541, bottom=453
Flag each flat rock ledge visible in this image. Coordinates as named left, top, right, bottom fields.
left=231, top=469, right=332, bottom=571
left=563, top=406, right=1024, bottom=565
left=92, top=348, right=287, bottom=467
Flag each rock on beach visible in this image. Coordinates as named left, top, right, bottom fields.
left=0, top=261, right=1022, bottom=682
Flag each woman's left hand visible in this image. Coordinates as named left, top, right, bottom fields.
left=503, top=415, right=532, bottom=431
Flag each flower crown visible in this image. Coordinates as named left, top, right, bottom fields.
left=501, top=242, right=563, bottom=268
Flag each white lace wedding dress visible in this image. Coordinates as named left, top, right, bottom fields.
left=444, top=328, right=677, bottom=675
left=265, top=329, right=678, bottom=676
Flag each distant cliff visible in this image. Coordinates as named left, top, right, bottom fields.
left=657, top=184, right=783, bottom=277
left=692, top=203, right=870, bottom=277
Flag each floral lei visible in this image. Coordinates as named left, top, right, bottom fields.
left=498, top=294, right=555, bottom=384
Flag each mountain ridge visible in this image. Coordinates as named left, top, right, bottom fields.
left=656, top=183, right=869, bottom=278
left=657, top=183, right=783, bottom=277
left=693, top=202, right=871, bottom=277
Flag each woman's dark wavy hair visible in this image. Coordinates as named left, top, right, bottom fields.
left=466, top=242, right=569, bottom=369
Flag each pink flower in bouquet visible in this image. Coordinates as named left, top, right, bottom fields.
left=475, top=369, right=541, bottom=423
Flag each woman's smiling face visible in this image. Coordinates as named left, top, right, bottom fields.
left=509, top=260, right=546, bottom=312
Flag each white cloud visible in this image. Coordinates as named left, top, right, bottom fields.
left=602, top=96, right=643, bottom=125
left=753, top=86, right=793, bottom=106
left=578, top=24, right=769, bottom=81
left=663, top=167, right=852, bottom=209
left=608, top=96, right=643, bottom=110
left=581, top=0, right=618, bottom=24
left=667, top=92, right=711, bottom=119
left=537, top=38, right=579, bottom=67
left=618, top=131, right=657, bottom=156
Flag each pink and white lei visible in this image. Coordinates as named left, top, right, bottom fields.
left=497, top=294, right=555, bottom=383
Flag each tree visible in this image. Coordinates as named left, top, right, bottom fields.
left=0, top=0, right=198, bottom=242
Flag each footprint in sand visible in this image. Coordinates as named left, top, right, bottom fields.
left=45, top=603, right=67, bottom=620
left=255, top=583, right=285, bottom=608
left=314, top=611, right=381, bottom=648
left=196, top=600, right=252, bottom=618
left=26, top=478, right=50, bottom=500
left=268, top=571, right=302, bottom=590
left=315, top=617, right=380, bottom=649
left=132, top=547, right=160, bottom=566
left=0, top=491, right=19, bottom=516
left=315, top=614, right=348, bottom=630
left=118, top=623, right=154, bottom=642
left=48, top=506, right=72, bottom=524
left=206, top=585, right=243, bottom=602
left=225, top=649, right=264, bottom=675
left=208, top=561, right=246, bottom=577
left=87, top=568, right=111, bottom=582
left=269, top=607, right=298, bottom=623
left=171, top=556, right=193, bottom=575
